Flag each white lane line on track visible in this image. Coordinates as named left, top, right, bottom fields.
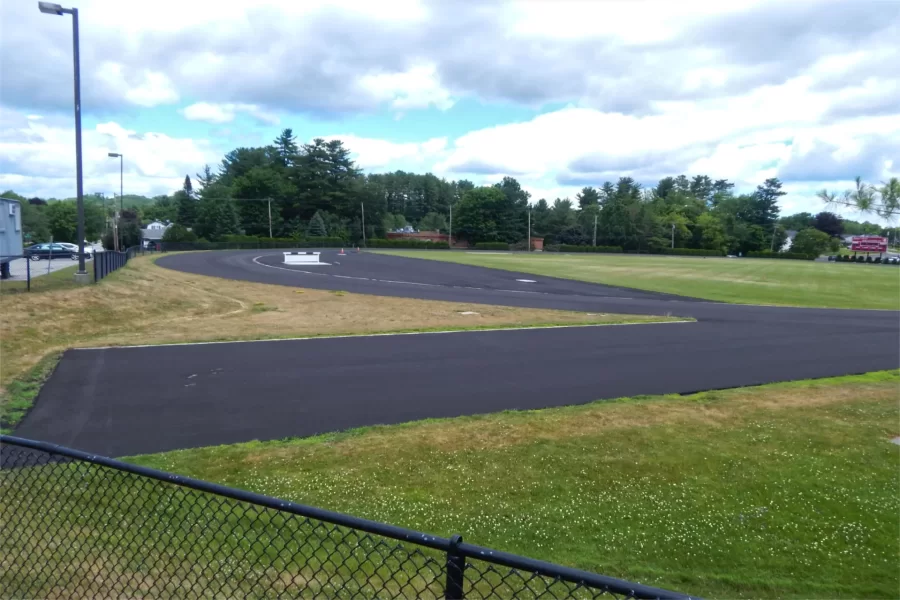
left=75, top=319, right=696, bottom=350
left=377, top=279, right=439, bottom=287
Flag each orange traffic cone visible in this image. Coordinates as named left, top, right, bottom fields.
left=339, top=248, right=346, bottom=255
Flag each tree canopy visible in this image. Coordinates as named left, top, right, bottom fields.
left=4, top=130, right=898, bottom=252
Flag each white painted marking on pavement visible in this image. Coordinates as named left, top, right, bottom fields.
left=516, top=279, right=537, bottom=283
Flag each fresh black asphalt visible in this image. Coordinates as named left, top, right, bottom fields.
left=14, top=250, right=900, bottom=456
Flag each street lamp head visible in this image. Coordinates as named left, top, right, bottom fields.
left=38, top=2, right=64, bottom=15
left=108, top=152, right=121, bottom=158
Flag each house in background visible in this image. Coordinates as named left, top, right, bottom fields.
left=781, top=230, right=798, bottom=252
left=141, top=221, right=171, bottom=248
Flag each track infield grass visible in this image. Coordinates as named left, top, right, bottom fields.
left=0, top=254, right=677, bottom=431
left=123, top=371, right=900, bottom=599
left=374, top=251, right=900, bottom=310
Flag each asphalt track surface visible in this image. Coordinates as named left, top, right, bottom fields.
left=16, top=249, right=900, bottom=457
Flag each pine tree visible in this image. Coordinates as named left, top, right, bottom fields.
left=576, top=186, right=600, bottom=209
left=195, top=165, right=216, bottom=190
left=307, top=211, right=328, bottom=237
left=274, top=129, right=299, bottom=168
left=176, top=194, right=194, bottom=227
left=183, top=175, right=194, bottom=198
left=753, top=178, right=785, bottom=227
left=194, top=184, right=239, bottom=240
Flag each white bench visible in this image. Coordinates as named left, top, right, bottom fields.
left=283, top=251, right=322, bottom=265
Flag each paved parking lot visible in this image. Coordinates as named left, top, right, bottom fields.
left=3, top=244, right=103, bottom=281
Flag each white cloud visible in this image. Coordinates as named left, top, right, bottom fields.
left=0, top=108, right=219, bottom=199
left=318, top=134, right=448, bottom=170
left=358, top=65, right=455, bottom=112
left=95, top=62, right=180, bottom=107
left=181, top=102, right=280, bottom=125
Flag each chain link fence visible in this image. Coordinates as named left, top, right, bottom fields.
left=0, top=436, right=695, bottom=599
left=94, top=245, right=146, bottom=282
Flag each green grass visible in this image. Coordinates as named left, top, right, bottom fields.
left=3, top=372, right=897, bottom=597
left=0, top=354, right=60, bottom=434
left=116, top=371, right=900, bottom=598
left=0, top=261, right=86, bottom=295
left=375, top=251, right=900, bottom=310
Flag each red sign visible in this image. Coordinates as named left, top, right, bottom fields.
left=851, top=236, right=888, bottom=253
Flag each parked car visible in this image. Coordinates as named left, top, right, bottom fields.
left=24, top=243, right=79, bottom=261
left=57, top=242, right=94, bottom=258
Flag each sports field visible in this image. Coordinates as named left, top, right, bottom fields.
left=376, top=251, right=900, bottom=310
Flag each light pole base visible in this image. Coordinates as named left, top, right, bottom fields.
left=73, top=271, right=92, bottom=285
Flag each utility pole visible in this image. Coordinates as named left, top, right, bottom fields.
left=267, top=198, right=273, bottom=239
left=671, top=223, right=675, bottom=249
left=593, top=214, right=598, bottom=247
left=448, top=204, right=453, bottom=249
left=360, top=202, right=366, bottom=247
left=527, top=208, right=531, bottom=252
left=771, top=224, right=778, bottom=252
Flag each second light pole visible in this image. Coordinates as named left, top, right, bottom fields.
left=108, top=152, right=123, bottom=251
left=108, top=152, right=123, bottom=213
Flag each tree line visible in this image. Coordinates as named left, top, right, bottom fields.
left=3, top=128, right=897, bottom=254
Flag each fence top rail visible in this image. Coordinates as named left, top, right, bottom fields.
left=0, top=435, right=695, bottom=600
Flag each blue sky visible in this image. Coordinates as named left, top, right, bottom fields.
left=1, top=0, right=898, bottom=222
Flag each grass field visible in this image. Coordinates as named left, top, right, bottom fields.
left=4, top=371, right=889, bottom=598
left=376, top=251, right=900, bottom=310
left=0, top=254, right=674, bottom=431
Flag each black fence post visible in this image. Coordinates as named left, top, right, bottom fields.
left=445, top=534, right=466, bottom=600
left=93, top=254, right=97, bottom=283
left=26, top=256, right=31, bottom=292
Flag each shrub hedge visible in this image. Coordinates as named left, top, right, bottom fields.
left=366, top=238, right=447, bottom=249
left=473, top=242, right=511, bottom=250
left=746, top=251, right=817, bottom=260
left=161, top=237, right=348, bottom=251
left=557, top=245, right=623, bottom=253
left=658, top=248, right=725, bottom=257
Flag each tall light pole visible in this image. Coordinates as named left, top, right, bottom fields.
left=108, top=152, right=123, bottom=251
left=39, top=2, right=87, bottom=278
left=107, top=152, right=123, bottom=214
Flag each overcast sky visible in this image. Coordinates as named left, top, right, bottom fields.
left=1, top=0, right=898, bottom=221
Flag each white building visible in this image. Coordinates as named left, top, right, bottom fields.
left=141, top=221, right=171, bottom=247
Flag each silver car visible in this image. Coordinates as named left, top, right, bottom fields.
left=58, top=242, right=94, bottom=258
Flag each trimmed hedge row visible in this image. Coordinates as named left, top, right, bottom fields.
left=837, top=254, right=896, bottom=264
left=366, top=238, right=448, bottom=249
left=556, top=245, right=623, bottom=253
left=658, top=248, right=725, bottom=257
left=161, top=237, right=348, bottom=251
left=473, top=242, right=511, bottom=250
left=746, top=251, right=817, bottom=260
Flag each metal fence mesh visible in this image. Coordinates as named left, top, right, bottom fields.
left=0, top=441, right=689, bottom=600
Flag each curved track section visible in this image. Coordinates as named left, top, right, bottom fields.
left=15, top=249, right=900, bottom=456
